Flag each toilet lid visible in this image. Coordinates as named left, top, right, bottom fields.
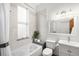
left=43, top=48, right=53, bottom=55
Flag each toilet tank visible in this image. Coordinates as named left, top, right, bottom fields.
left=46, top=39, right=57, bottom=49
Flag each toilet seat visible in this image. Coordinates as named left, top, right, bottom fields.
left=42, top=48, right=53, bottom=56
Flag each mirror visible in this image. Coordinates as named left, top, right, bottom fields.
left=49, top=16, right=75, bottom=34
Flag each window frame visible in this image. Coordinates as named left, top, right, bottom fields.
left=17, top=5, right=29, bottom=40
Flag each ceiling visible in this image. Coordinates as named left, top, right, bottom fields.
left=27, top=3, right=40, bottom=9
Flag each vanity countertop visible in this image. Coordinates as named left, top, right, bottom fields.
left=59, top=40, right=79, bottom=48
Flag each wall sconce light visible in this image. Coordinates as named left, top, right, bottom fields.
left=61, top=11, right=66, bottom=14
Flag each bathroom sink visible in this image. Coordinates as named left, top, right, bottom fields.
left=59, top=40, right=79, bottom=48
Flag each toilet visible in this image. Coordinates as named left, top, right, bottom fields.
left=42, top=39, right=57, bottom=56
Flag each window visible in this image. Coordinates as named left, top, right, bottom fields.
left=17, top=6, right=29, bottom=39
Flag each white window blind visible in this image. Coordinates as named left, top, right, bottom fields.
left=17, top=6, right=29, bottom=39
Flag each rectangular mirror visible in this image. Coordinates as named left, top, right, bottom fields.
left=49, top=16, right=74, bottom=34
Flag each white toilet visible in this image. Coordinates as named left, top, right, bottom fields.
left=42, top=39, right=57, bottom=56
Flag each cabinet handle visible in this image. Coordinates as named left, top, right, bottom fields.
left=67, top=50, right=72, bottom=53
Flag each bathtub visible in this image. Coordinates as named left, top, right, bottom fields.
left=12, top=43, right=42, bottom=56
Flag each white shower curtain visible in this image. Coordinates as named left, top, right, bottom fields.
left=0, top=3, right=11, bottom=56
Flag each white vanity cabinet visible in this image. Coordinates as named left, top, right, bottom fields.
left=59, top=40, right=79, bottom=56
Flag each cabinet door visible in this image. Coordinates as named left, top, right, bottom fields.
left=70, top=46, right=79, bottom=56
left=59, top=44, right=72, bottom=56
left=59, top=44, right=70, bottom=53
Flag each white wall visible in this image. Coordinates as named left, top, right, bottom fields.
left=37, top=9, right=49, bottom=43
left=9, top=3, right=37, bottom=51
left=37, top=3, right=79, bottom=43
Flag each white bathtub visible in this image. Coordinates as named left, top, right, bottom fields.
left=12, top=43, right=42, bottom=56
